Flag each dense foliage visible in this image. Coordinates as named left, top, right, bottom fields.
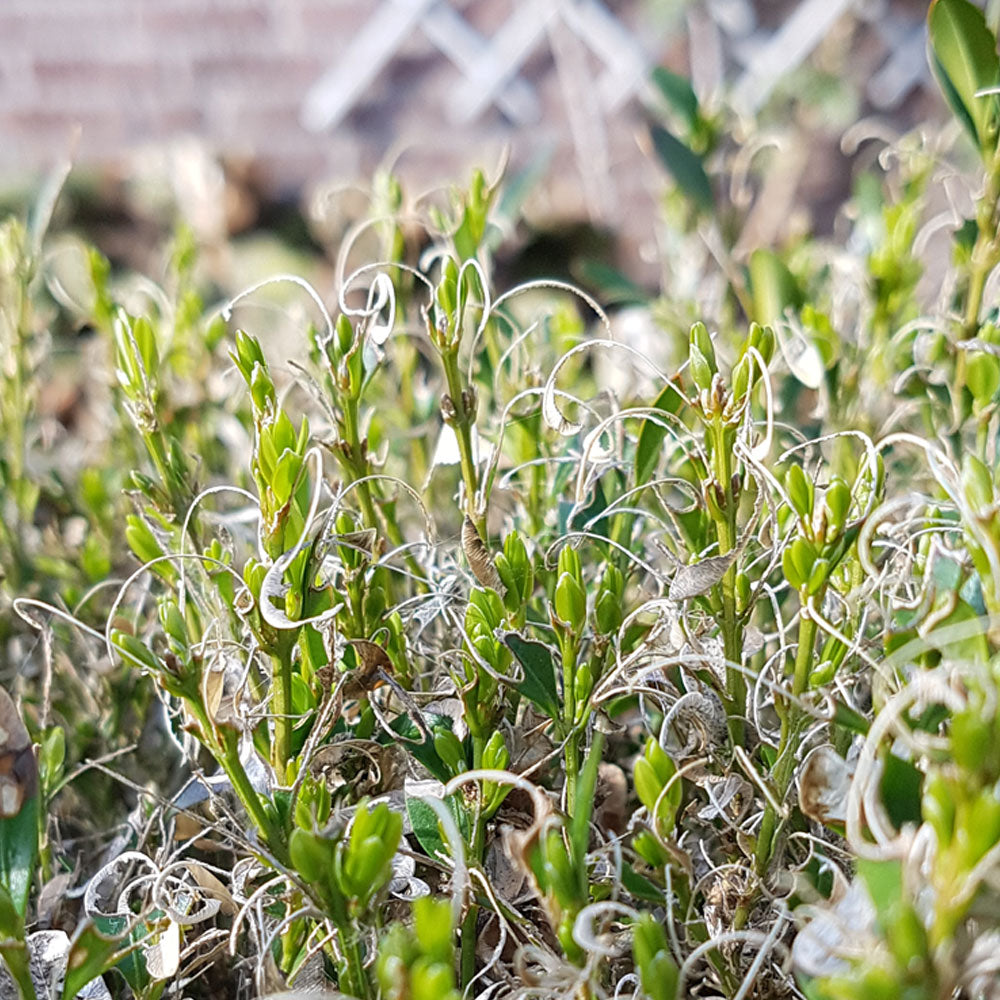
left=3, top=2, right=1000, bottom=998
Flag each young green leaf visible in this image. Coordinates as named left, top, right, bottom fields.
left=633, top=914, right=680, bottom=1000
left=748, top=249, right=802, bottom=326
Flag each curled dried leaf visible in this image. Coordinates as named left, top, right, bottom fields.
left=144, top=919, right=180, bottom=981
left=798, top=745, right=853, bottom=826
left=348, top=638, right=393, bottom=674
left=792, top=872, right=876, bottom=979
left=697, top=774, right=753, bottom=821
left=341, top=638, right=395, bottom=700
left=0, top=929, right=112, bottom=1000
left=187, top=863, right=237, bottom=917
left=541, top=382, right=584, bottom=437
left=424, top=698, right=468, bottom=740
left=669, top=551, right=736, bottom=601
left=663, top=689, right=728, bottom=758
left=485, top=838, right=530, bottom=903
left=309, top=739, right=401, bottom=797
left=334, top=527, right=378, bottom=558
left=388, top=853, right=430, bottom=900
left=200, top=664, right=227, bottom=724
left=36, top=869, right=75, bottom=929
left=462, top=515, right=505, bottom=594
left=694, top=634, right=727, bottom=688
left=778, top=326, right=824, bottom=389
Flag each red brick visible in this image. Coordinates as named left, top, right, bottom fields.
left=140, top=3, right=275, bottom=57
left=0, top=9, right=147, bottom=58
left=294, top=0, right=368, bottom=38
left=28, top=58, right=190, bottom=120
left=189, top=54, right=323, bottom=86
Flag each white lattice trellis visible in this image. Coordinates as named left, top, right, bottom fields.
left=300, top=0, right=650, bottom=132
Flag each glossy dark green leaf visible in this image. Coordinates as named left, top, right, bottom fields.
left=0, top=894, right=33, bottom=1000
left=830, top=699, right=871, bottom=735
left=0, top=796, right=38, bottom=922
left=960, top=571, right=987, bottom=615
left=88, top=912, right=150, bottom=993
left=500, top=632, right=560, bottom=720
left=0, top=881, right=24, bottom=944
left=407, top=796, right=446, bottom=861
left=620, top=863, right=664, bottom=903
left=925, top=598, right=988, bottom=663
left=0, top=687, right=39, bottom=920
left=928, top=0, right=1000, bottom=152
left=570, top=475, right=611, bottom=539
left=384, top=715, right=452, bottom=784
left=650, top=126, right=713, bottom=213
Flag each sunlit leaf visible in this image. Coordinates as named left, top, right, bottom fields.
left=928, top=0, right=1000, bottom=153
left=650, top=126, right=713, bottom=213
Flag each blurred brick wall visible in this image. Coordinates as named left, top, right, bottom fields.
left=0, top=0, right=938, bottom=269
left=0, top=0, right=383, bottom=185
left=0, top=0, right=675, bottom=266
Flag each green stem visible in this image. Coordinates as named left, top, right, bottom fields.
left=561, top=634, right=580, bottom=815
left=440, top=349, right=483, bottom=533
left=964, top=146, right=1000, bottom=337
left=460, top=735, right=489, bottom=991
left=339, top=397, right=428, bottom=601
left=754, top=604, right=817, bottom=875
left=271, top=641, right=295, bottom=783
left=209, top=718, right=287, bottom=863
left=341, top=397, right=380, bottom=531
left=337, top=923, right=370, bottom=1000
left=712, top=424, right=745, bottom=747
left=955, top=149, right=1000, bottom=426
left=0, top=943, right=37, bottom=1000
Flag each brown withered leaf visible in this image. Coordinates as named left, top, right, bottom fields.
left=594, top=763, right=628, bottom=834
left=336, top=528, right=378, bottom=558
left=462, top=515, right=505, bottom=594
left=36, top=869, right=76, bottom=929
left=349, top=638, right=393, bottom=673
left=342, top=639, right=394, bottom=699
left=668, top=551, right=736, bottom=601
left=0, top=685, right=37, bottom=818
